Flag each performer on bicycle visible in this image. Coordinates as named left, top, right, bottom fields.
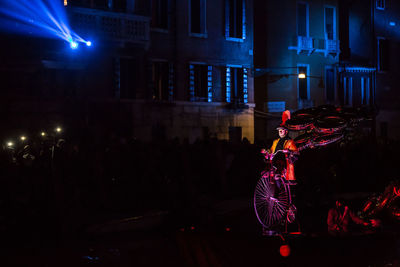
left=262, top=123, right=298, bottom=184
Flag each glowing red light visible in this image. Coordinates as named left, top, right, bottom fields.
left=280, top=245, right=291, bottom=257
left=179, top=228, right=185, bottom=232
left=225, top=227, right=231, bottom=232
left=381, top=198, right=388, bottom=207
left=190, top=226, right=195, bottom=230
left=289, top=232, right=302, bottom=235
left=363, top=201, right=372, bottom=212
left=394, top=187, right=400, bottom=197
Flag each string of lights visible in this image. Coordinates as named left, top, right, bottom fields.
left=5, top=126, right=63, bottom=150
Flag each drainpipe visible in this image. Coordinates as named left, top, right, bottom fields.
left=371, top=0, right=377, bottom=139
left=371, top=0, right=376, bottom=106
left=173, top=0, right=178, bottom=100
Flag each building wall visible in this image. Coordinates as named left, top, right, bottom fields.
left=254, top=0, right=340, bottom=140
left=146, top=0, right=255, bottom=142
left=373, top=0, right=400, bottom=139
left=0, top=0, right=255, bottom=143
left=132, top=101, right=255, bottom=143
left=148, top=0, right=254, bottom=99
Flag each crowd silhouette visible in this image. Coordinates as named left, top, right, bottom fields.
left=0, top=127, right=399, bottom=242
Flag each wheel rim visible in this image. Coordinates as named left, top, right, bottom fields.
left=254, top=174, right=290, bottom=228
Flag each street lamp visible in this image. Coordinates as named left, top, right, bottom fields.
left=51, top=125, right=64, bottom=165
left=297, top=73, right=324, bottom=88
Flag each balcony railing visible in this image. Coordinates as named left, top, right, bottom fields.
left=325, top=39, right=340, bottom=57
left=289, top=36, right=340, bottom=58
left=67, top=6, right=150, bottom=44
left=297, top=36, right=314, bottom=55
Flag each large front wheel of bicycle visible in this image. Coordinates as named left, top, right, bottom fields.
left=254, top=173, right=290, bottom=229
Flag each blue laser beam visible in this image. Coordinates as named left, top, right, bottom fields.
left=0, top=0, right=91, bottom=48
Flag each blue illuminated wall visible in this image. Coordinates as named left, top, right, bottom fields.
left=254, top=0, right=340, bottom=140
left=0, top=0, right=256, bottom=143
left=339, top=0, right=373, bottom=65
left=144, top=0, right=255, bottom=142
left=373, top=0, right=400, bottom=139
left=339, top=0, right=400, bottom=139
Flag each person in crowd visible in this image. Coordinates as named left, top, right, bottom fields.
left=327, top=199, right=370, bottom=236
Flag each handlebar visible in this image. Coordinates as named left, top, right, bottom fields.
left=261, top=149, right=299, bottom=161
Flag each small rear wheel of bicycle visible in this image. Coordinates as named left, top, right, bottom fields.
left=254, top=173, right=291, bottom=229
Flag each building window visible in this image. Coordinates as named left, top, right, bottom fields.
left=324, top=6, right=336, bottom=40
left=361, top=77, right=370, bottom=105
left=120, top=58, right=138, bottom=99
left=376, top=0, right=385, bottom=10
left=297, top=65, right=309, bottom=100
left=135, top=0, right=152, bottom=16
left=152, top=61, right=173, bottom=101
left=67, top=0, right=93, bottom=8
left=152, top=0, right=169, bottom=30
left=225, top=0, right=246, bottom=40
left=207, top=66, right=213, bottom=102
left=190, top=0, right=207, bottom=36
left=113, top=0, right=127, bottom=12
left=189, top=64, right=211, bottom=102
left=225, top=66, right=247, bottom=104
left=76, top=0, right=126, bottom=10
left=378, top=38, right=389, bottom=71
left=92, top=0, right=108, bottom=9
left=297, top=2, right=309, bottom=37
left=168, top=63, right=174, bottom=101
left=325, top=68, right=335, bottom=102
left=343, top=77, right=353, bottom=106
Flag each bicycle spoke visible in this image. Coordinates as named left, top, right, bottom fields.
left=255, top=187, right=268, bottom=198
left=277, top=199, right=289, bottom=206
left=261, top=206, right=270, bottom=226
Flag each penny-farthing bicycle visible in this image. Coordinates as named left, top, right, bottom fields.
left=254, top=150, right=298, bottom=233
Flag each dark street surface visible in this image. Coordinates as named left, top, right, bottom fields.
left=2, top=137, right=400, bottom=266
left=2, top=196, right=400, bottom=267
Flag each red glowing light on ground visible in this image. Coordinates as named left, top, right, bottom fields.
left=225, top=227, right=231, bottom=232
left=280, top=245, right=291, bottom=257
left=289, top=232, right=302, bottom=235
